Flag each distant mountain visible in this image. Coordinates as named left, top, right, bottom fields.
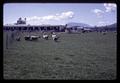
left=97, top=23, right=117, bottom=28
left=66, top=22, right=91, bottom=27
left=66, top=22, right=117, bottom=30
left=92, top=23, right=117, bottom=31
left=107, top=23, right=117, bottom=28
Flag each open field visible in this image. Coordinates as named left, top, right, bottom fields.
left=3, top=31, right=117, bottom=80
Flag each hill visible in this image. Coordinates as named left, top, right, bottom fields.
left=66, top=22, right=91, bottom=27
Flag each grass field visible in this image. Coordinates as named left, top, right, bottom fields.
left=3, top=31, right=117, bottom=80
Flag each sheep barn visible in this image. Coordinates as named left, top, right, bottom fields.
left=3, top=18, right=91, bottom=32
left=3, top=18, right=64, bottom=32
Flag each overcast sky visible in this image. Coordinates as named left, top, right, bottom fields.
left=3, top=3, right=117, bottom=26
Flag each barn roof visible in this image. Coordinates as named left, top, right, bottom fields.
left=3, top=24, right=65, bottom=27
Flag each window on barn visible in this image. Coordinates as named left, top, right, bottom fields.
left=47, top=27, right=51, bottom=31
left=53, top=26, right=59, bottom=32
left=70, top=28, right=72, bottom=30
left=10, top=27, right=14, bottom=31
left=28, top=27, right=33, bottom=31
left=44, top=27, right=46, bottom=31
left=18, top=27, right=22, bottom=31
left=16, top=27, right=19, bottom=30
left=51, top=27, right=54, bottom=30
left=34, top=27, right=39, bottom=31
left=40, top=27, right=44, bottom=31
left=8, top=27, right=10, bottom=31
left=23, top=27, right=27, bottom=30
left=14, top=27, right=16, bottom=30
left=15, top=27, right=20, bottom=31
left=53, top=27, right=57, bottom=31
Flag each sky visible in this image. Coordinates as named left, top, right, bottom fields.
left=3, top=3, right=117, bottom=26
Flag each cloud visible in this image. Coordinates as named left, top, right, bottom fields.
left=92, top=9, right=104, bottom=14
left=92, top=3, right=116, bottom=18
left=92, top=9, right=104, bottom=18
left=26, top=11, right=74, bottom=25
left=103, top=3, right=117, bottom=12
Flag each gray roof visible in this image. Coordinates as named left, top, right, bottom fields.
left=4, top=24, right=65, bottom=27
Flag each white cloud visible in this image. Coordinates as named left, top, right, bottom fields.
left=92, top=3, right=116, bottom=18
left=92, top=9, right=104, bottom=18
left=92, top=9, right=104, bottom=14
left=103, top=3, right=117, bottom=12
left=26, top=11, right=74, bottom=25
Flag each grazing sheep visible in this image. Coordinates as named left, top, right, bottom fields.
left=24, top=36, right=31, bottom=40
left=30, top=36, right=39, bottom=41
left=43, top=34, right=48, bottom=40
left=24, top=35, right=39, bottom=41
left=52, top=33, right=59, bottom=42
left=102, top=31, right=107, bottom=35
left=54, top=37, right=59, bottom=42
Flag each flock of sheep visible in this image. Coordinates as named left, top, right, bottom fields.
left=15, top=30, right=116, bottom=42
left=16, top=32, right=59, bottom=42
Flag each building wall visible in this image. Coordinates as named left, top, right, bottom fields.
left=3, top=25, right=66, bottom=32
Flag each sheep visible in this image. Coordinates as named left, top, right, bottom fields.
left=24, top=36, right=30, bottom=40
left=24, top=35, right=39, bottom=41
left=102, top=31, right=107, bottom=35
left=52, top=33, right=59, bottom=42
left=30, top=36, right=39, bottom=41
left=43, top=34, right=49, bottom=40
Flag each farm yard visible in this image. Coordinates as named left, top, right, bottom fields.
left=3, top=31, right=117, bottom=80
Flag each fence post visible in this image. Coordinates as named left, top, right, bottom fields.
left=6, top=33, right=8, bottom=49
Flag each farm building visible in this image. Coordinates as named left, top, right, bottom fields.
left=3, top=18, right=66, bottom=32
left=3, top=24, right=66, bottom=32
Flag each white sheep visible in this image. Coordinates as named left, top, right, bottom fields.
left=43, top=34, right=48, bottom=40
left=52, top=33, right=59, bottom=41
